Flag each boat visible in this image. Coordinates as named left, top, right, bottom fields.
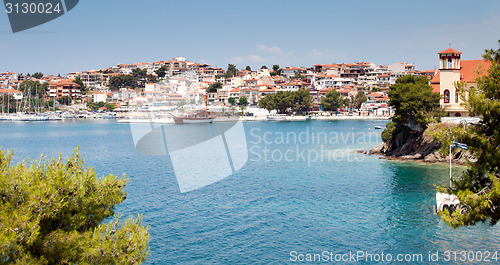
left=266, top=114, right=287, bottom=121
left=173, top=109, right=214, bottom=124
left=374, top=126, right=383, bottom=129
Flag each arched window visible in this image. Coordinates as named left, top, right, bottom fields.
left=455, top=89, right=459, bottom=103
left=444, top=89, right=450, bottom=103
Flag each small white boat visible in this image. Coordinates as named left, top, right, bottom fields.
left=374, top=126, right=383, bottom=129
left=267, top=114, right=287, bottom=121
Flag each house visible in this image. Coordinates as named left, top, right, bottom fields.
left=281, top=67, right=306, bottom=78
left=92, top=92, right=109, bottom=103
left=0, top=88, right=23, bottom=100
left=229, top=88, right=240, bottom=100
left=430, top=48, right=491, bottom=117
left=47, top=80, right=81, bottom=101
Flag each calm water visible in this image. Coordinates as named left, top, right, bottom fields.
left=1, top=119, right=499, bottom=264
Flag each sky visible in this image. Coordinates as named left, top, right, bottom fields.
left=1, top=0, right=499, bottom=75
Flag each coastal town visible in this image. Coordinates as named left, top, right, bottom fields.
left=0, top=47, right=490, bottom=121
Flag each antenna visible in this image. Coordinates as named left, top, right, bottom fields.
left=449, top=43, right=452, bottom=48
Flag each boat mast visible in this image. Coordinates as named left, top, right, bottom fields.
left=6, top=90, right=10, bottom=114
left=449, top=141, right=452, bottom=188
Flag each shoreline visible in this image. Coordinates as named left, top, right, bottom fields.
left=116, top=115, right=391, bottom=124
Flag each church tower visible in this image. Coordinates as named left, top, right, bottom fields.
left=438, top=48, right=462, bottom=114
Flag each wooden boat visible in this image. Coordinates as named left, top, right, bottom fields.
left=173, top=109, right=214, bottom=124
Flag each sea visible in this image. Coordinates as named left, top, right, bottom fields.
left=1, top=119, right=499, bottom=264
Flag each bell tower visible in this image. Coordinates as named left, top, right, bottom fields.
left=438, top=47, right=462, bottom=115
left=439, top=47, right=462, bottom=70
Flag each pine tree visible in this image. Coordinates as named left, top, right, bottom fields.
left=436, top=40, right=500, bottom=227
left=0, top=149, right=149, bottom=264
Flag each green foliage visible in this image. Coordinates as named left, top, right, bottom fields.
left=132, top=68, right=157, bottom=87
left=238, top=96, right=248, bottom=106
left=0, top=149, right=149, bottom=264
left=381, top=121, right=398, bottom=143
left=87, top=102, right=116, bottom=111
left=18, top=80, right=47, bottom=97
left=225, top=64, right=238, bottom=78
left=271, top=65, right=282, bottom=76
left=207, top=82, right=222, bottom=93
left=351, top=90, right=367, bottom=109
left=57, top=96, right=72, bottom=106
left=0, top=95, right=15, bottom=113
left=228, top=97, right=235, bottom=106
left=388, top=75, right=443, bottom=131
left=108, top=75, right=136, bottom=91
left=32, top=72, right=43, bottom=79
left=321, top=90, right=345, bottom=111
left=73, top=76, right=86, bottom=94
left=435, top=40, right=500, bottom=227
left=108, top=70, right=157, bottom=91
left=260, top=65, right=268, bottom=69
left=258, top=89, right=312, bottom=113
left=245, top=66, right=252, bottom=71
left=155, top=65, right=168, bottom=78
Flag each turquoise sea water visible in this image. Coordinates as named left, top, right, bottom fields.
left=1, top=120, right=499, bottom=264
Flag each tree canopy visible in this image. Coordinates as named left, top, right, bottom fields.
left=238, top=96, right=248, bottom=106
left=18, top=80, right=47, bottom=97
left=108, top=75, right=136, bottom=91
left=259, top=89, right=312, bottom=114
left=387, top=75, right=443, bottom=132
left=32, top=72, right=43, bottom=79
left=155, top=65, right=168, bottom=78
left=321, top=90, right=347, bottom=111
left=435, top=40, right=500, bottom=228
left=73, top=76, right=86, bottom=94
left=225, top=64, right=238, bottom=78
left=206, top=82, right=222, bottom=93
left=0, top=149, right=149, bottom=264
left=350, top=90, right=367, bottom=110
left=270, top=65, right=282, bottom=76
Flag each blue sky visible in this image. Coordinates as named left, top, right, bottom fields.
left=1, top=0, right=499, bottom=75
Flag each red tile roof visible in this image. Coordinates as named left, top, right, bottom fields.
left=430, top=59, right=491, bottom=93
left=438, top=48, right=462, bottom=54
left=0, top=89, right=22, bottom=93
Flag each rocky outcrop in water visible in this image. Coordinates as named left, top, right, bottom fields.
left=368, top=126, right=475, bottom=165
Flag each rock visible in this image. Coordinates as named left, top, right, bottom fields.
left=369, top=142, right=387, bottom=155
left=368, top=124, right=475, bottom=165
left=399, top=153, right=422, bottom=160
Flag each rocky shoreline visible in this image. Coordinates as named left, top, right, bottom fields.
left=366, top=125, right=475, bottom=165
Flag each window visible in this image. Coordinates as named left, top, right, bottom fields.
left=455, top=89, right=459, bottom=103
left=444, top=89, right=450, bottom=103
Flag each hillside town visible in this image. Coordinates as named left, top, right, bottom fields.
left=0, top=48, right=488, bottom=118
